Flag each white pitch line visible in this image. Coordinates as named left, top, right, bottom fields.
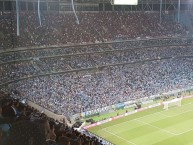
left=102, top=103, right=193, bottom=130
left=134, top=119, right=178, bottom=135
left=103, top=128, right=137, bottom=145
left=134, top=111, right=193, bottom=136
left=176, top=128, right=193, bottom=135
left=156, top=112, right=171, bottom=117
left=157, top=107, right=193, bottom=118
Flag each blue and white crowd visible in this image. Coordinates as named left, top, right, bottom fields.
left=0, top=10, right=193, bottom=145
left=5, top=45, right=193, bottom=117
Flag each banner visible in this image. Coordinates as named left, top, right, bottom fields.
left=115, top=103, right=125, bottom=110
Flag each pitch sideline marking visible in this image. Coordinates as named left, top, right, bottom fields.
left=156, top=112, right=171, bottom=117
left=137, top=119, right=193, bottom=136
left=176, top=128, right=193, bottom=135
left=103, top=128, right=137, bottom=145
left=134, top=119, right=178, bottom=135
left=101, top=102, right=193, bottom=130
left=158, top=106, right=193, bottom=118
left=102, top=118, right=193, bottom=145
left=99, top=102, right=193, bottom=144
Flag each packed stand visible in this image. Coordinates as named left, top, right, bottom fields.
left=1, top=45, right=193, bottom=83
left=0, top=44, right=104, bottom=63
left=0, top=11, right=186, bottom=49
left=0, top=12, right=16, bottom=49
left=9, top=56, right=193, bottom=117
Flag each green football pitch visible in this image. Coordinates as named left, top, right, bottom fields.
left=88, top=98, right=193, bottom=145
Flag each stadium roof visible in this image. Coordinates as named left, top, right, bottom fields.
left=0, top=0, right=192, bottom=4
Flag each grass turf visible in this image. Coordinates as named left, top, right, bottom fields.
left=84, top=100, right=162, bottom=124
left=88, top=97, right=193, bottom=145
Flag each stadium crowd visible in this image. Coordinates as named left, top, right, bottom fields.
left=0, top=5, right=192, bottom=145
left=0, top=92, right=106, bottom=145
left=1, top=45, right=193, bottom=83
left=0, top=11, right=186, bottom=49
left=8, top=55, right=193, bottom=117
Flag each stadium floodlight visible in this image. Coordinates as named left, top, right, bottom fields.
left=163, top=98, right=182, bottom=110
left=111, top=0, right=138, bottom=5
